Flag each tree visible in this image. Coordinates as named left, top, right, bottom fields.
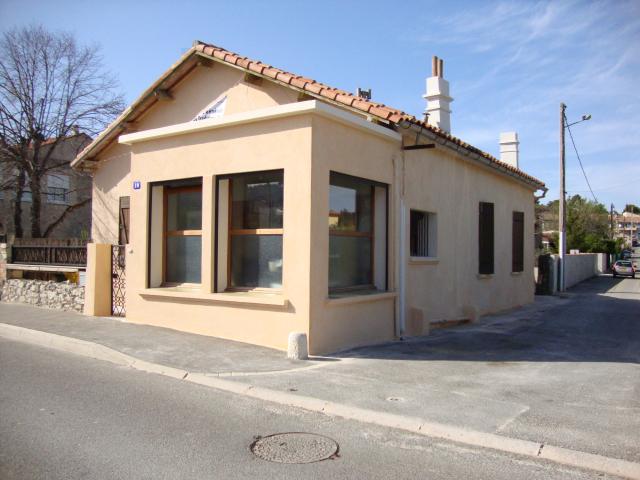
left=624, top=204, right=640, bottom=214
left=0, top=25, right=123, bottom=237
left=541, top=195, right=620, bottom=254
left=565, top=195, right=611, bottom=253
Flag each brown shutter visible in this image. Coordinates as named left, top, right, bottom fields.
left=118, top=196, right=130, bottom=245
left=512, top=211, right=524, bottom=272
left=479, top=202, right=494, bottom=274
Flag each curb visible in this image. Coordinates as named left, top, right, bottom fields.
left=2, top=322, right=639, bottom=480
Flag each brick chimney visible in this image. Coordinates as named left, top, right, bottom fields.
left=423, top=56, right=453, bottom=133
left=499, top=132, right=519, bottom=169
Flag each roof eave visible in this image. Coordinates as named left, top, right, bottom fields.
left=71, top=46, right=201, bottom=170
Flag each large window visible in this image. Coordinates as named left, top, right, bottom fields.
left=478, top=202, right=494, bottom=275
left=329, top=172, right=387, bottom=291
left=512, top=211, right=524, bottom=273
left=164, top=185, right=202, bottom=284
left=228, top=170, right=283, bottom=289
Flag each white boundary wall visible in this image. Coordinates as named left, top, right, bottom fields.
left=551, top=253, right=608, bottom=291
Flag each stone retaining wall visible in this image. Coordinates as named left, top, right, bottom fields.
left=0, top=279, right=84, bottom=313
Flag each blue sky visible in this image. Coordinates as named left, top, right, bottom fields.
left=2, top=0, right=638, bottom=209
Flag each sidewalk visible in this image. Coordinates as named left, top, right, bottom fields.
left=1, top=276, right=639, bottom=478
left=0, top=303, right=327, bottom=375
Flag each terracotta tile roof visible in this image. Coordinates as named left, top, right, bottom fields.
left=73, top=40, right=544, bottom=188
left=194, top=42, right=544, bottom=188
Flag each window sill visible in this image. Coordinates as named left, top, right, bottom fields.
left=511, top=271, right=524, bottom=276
left=409, top=256, right=439, bottom=265
left=477, top=274, right=494, bottom=279
left=326, top=290, right=397, bottom=307
left=139, top=288, right=289, bottom=307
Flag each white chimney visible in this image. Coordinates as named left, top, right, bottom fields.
left=423, top=56, right=453, bottom=133
left=499, top=132, right=519, bottom=169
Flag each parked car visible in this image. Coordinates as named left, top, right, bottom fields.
left=612, top=260, right=635, bottom=278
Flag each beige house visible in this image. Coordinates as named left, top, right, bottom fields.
left=74, top=42, right=545, bottom=355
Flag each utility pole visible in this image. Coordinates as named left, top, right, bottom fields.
left=559, top=102, right=566, bottom=292
left=610, top=203, right=615, bottom=239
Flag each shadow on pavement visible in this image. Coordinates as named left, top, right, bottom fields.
left=337, top=276, right=640, bottom=364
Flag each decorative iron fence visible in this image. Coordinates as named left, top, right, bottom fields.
left=11, top=245, right=87, bottom=267
left=111, top=245, right=126, bottom=317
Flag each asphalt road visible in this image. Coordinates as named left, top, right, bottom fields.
left=0, top=339, right=616, bottom=480
left=232, top=275, right=640, bottom=462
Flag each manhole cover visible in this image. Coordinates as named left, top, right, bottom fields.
left=250, top=432, right=339, bottom=464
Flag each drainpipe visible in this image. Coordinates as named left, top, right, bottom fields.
left=393, top=152, right=406, bottom=338
left=399, top=196, right=407, bottom=338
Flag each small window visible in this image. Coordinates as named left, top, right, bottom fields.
left=47, top=174, right=70, bottom=204
left=410, top=210, right=437, bottom=257
left=478, top=202, right=494, bottom=274
left=228, top=170, right=283, bottom=289
left=512, top=211, right=524, bottom=273
left=164, top=184, right=202, bottom=284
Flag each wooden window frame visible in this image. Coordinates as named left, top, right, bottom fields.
left=329, top=173, right=378, bottom=293
left=225, top=170, right=284, bottom=292
left=512, top=211, right=525, bottom=273
left=162, top=185, right=203, bottom=286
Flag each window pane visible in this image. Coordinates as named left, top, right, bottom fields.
left=230, top=235, right=283, bottom=288
left=231, top=171, right=283, bottom=229
left=329, top=173, right=372, bottom=232
left=410, top=210, right=428, bottom=257
left=167, top=190, right=202, bottom=230
left=166, top=236, right=202, bottom=283
left=329, top=236, right=372, bottom=288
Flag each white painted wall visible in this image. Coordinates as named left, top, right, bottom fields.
left=554, top=253, right=600, bottom=290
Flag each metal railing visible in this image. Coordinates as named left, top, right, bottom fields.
left=11, top=245, right=87, bottom=267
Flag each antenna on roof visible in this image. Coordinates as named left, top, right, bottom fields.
left=357, top=88, right=372, bottom=101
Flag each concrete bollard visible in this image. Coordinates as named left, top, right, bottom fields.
left=287, top=332, right=308, bottom=360
left=462, top=305, right=478, bottom=323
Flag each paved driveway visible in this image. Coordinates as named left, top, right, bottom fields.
left=233, top=276, right=640, bottom=462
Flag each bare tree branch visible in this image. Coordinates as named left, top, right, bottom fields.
left=0, top=25, right=124, bottom=237
left=42, top=197, right=91, bottom=238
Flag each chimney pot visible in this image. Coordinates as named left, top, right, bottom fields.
left=423, top=56, right=453, bottom=132
left=499, top=132, right=519, bottom=169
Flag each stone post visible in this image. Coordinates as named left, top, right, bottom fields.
left=84, top=243, right=112, bottom=316
left=0, top=242, right=8, bottom=283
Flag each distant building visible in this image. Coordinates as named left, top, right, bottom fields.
left=614, top=211, right=640, bottom=247
left=0, top=134, right=92, bottom=239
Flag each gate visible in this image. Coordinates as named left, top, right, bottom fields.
left=111, top=245, right=126, bottom=317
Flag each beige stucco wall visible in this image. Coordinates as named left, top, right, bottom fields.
left=402, top=147, right=536, bottom=334
left=307, top=115, right=398, bottom=354
left=91, top=142, right=132, bottom=244
left=122, top=115, right=313, bottom=351
left=138, top=65, right=299, bottom=130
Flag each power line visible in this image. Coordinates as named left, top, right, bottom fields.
left=566, top=176, right=640, bottom=193
left=564, top=115, right=598, bottom=204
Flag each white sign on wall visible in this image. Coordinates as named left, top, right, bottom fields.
left=193, top=95, right=227, bottom=121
